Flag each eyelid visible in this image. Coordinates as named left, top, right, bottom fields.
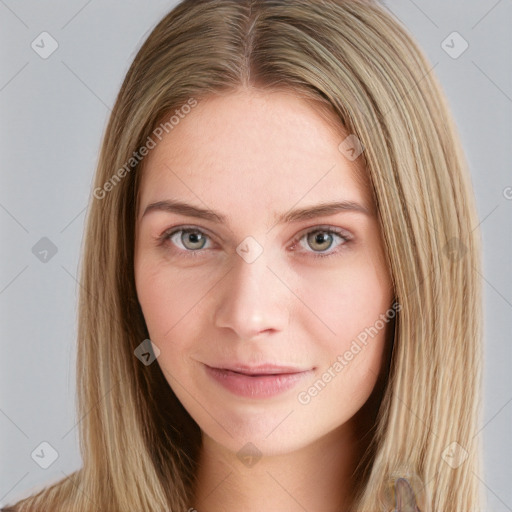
left=292, top=224, right=352, bottom=242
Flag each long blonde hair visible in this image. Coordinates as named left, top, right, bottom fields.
left=4, top=0, right=484, bottom=510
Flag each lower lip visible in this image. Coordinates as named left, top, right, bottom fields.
left=204, top=365, right=313, bottom=399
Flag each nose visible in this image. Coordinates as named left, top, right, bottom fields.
left=212, top=246, right=291, bottom=340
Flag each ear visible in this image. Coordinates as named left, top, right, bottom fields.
left=393, top=478, right=421, bottom=512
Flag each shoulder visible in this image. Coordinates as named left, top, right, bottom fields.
left=1, top=504, right=20, bottom=511
left=1, top=468, right=83, bottom=512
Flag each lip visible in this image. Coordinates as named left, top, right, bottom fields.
left=203, top=363, right=314, bottom=399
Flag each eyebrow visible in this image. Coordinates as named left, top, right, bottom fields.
left=141, top=199, right=372, bottom=224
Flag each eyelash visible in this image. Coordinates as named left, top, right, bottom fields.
left=157, top=225, right=352, bottom=260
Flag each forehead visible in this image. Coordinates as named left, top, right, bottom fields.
left=137, top=89, right=371, bottom=219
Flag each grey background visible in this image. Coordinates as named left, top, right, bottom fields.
left=1, top=0, right=510, bottom=509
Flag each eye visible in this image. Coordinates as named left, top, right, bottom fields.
left=293, top=226, right=351, bottom=258
left=160, top=227, right=213, bottom=255
left=158, top=225, right=352, bottom=260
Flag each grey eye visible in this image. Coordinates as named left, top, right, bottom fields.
left=306, top=231, right=336, bottom=252
left=179, top=230, right=208, bottom=250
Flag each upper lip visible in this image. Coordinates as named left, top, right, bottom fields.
left=205, top=363, right=312, bottom=375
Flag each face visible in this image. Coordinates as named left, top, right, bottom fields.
left=134, top=89, right=394, bottom=456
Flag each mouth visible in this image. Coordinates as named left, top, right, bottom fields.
left=203, top=363, right=314, bottom=398
left=212, top=364, right=309, bottom=376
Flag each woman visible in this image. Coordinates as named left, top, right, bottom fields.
left=2, top=0, right=484, bottom=510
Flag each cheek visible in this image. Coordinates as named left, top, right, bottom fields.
left=296, top=292, right=392, bottom=426
left=294, top=244, right=393, bottom=409
left=135, top=257, right=213, bottom=343
left=134, top=254, right=236, bottom=394
left=135, top=262, right=206, bottom=383
left=296, top=252, right=392, bottom=348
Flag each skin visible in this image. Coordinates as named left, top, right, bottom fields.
left=134, top=88, right=395, bottom=512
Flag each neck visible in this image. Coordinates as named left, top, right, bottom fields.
left=191, top=420, right=365, bottom=512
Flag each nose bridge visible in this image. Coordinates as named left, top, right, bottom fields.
left=213, top=242, right=290, bottom=339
